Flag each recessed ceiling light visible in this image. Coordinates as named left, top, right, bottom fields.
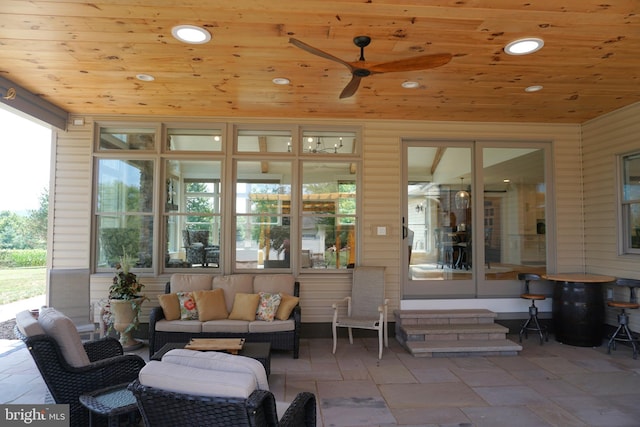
left=136, top=74, right=155, bottom=82
left=171, top=25, right=211, bottom=44
left=272, top=77, right=290, bottom=85
left=401, top=81, right=420, bottom=89
left=525, top=85, right=543, bottom=92
left=504, top=38, right=544, bottom=55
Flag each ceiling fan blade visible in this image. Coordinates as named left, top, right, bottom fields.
left=289, top=38, right=354, bottom=71
left=339, top=75, right=362, bottom=99
left=367, top=53, right=452, bottom=74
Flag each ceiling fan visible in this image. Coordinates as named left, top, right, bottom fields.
left=289, top=36, right=452, bottom=99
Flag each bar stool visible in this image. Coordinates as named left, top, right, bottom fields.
left=517, top=273, right=549, bottom=344
left=607, top=278, right=640, bottom=359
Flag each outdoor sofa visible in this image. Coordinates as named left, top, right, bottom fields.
left=148, top=273, right=301, bottom=359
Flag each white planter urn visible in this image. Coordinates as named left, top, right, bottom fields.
left=109, top=297, right=144, bottom=351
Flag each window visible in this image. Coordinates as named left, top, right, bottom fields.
left=621, top=152, right=640, bottom=254
left=301, top=163, right=357, bottom=269
left=164, top=160, right=222, bottom=269
left=93, top=123, right=360, bottom=274
left=235, top=161, right=292, bottom=269
left=95, top=158, right=155, bottom=270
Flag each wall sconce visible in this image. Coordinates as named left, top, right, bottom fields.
left=415, top=203, right=424, bottom=213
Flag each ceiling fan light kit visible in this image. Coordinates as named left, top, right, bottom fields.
left=289, top=36, right=452, bottom=98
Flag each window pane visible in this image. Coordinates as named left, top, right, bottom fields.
left=164, top=160, right=221, bottom=269
left=623, top=153, right=640, bottom=201
left=626, top=204, right=640, bottom=249
left=166, top=127, right=222, bottom=152
left=483, top=148, right=546, bottom=279
left=237, top=129, right=291, bottom=153
left=301, top=130, right=356, bottom=155
left=407, top=146, right=472, bottom=281
left=99, top=126, right=155, bottom=150
left=235, top=161, right=292, bottom=269
left=302, top=162, right=357, bottom=269
left=97, top=215, right=153, bottom=268
left=97, top=159, right=154, bottom=213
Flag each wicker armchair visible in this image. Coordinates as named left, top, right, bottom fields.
left=129, top=380, right=316, bottom=427
left=14, top=319, right=145, bottom=427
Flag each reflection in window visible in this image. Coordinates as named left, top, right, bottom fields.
left=95, top=159, right=154, bottom=269
left=235, top=161, right=292, bottom=269
left=302, top=162, right=357, bottom=269
left=166, top=127, right=223, bottom=152
left=621, top=152, right=640, bottom=253
left=99, top=126, right=156, bottom=151
left=236, top=129, right=292, bottom=153
left=164, top=160, right=221, bottom=269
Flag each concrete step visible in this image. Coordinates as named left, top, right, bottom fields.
left=405, top=339, right=523, bottom=358
left=395, top=308, right=497, bottom=321
left=401, top=323, right=509, bottom=341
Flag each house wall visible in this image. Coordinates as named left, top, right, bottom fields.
left=50, top=115, right=586, bottom=324
left=582, top=102, right=640, bottom=331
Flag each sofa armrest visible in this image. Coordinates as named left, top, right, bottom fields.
left=148, top=305, right=166, bottom=358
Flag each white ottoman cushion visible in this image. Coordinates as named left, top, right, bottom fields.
left=139, top=360, right=256, bottom=399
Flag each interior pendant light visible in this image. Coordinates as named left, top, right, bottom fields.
left=455, top=177, right=470, bottom=209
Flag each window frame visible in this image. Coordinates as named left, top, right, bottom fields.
left=619, top=151, right=640, bottom=255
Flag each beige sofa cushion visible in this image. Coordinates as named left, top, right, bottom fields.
left=139, top=360, right=256, bottom=399
left=154, top=319, right=203, bottom=333
left=213, top=275, right=254, bottom=312
left=15, top=310, right=45, bottom=337
left=253, top=274, right=295, bottom=295
left=170, top=274, right=213, bottom=293
left=202, top=319, right=249, bottom=333
left=162, top=349, right=269, bottom=390
left=38, top=307, right=90, bottom=367
left=249, top=319, right=295, bottom=333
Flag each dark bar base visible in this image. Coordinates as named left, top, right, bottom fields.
left=552, top=281, right=604, bottom=347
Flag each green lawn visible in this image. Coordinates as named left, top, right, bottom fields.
left=0, top=267, right=46, bottom=305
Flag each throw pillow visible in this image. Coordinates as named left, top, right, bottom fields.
left=177, top=292, right=198, bottom=320
left=157, top=293, right=180, bottom=321
left=228, top=293, right=260, bottom=321
left=275, top=293, right=300, bottom=320
left=256, top=292, right=282, bottom=322
left=193, top=289, right=228, bottom=321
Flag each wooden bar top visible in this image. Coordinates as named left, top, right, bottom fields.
left=543, top=273, right=616, bottom=283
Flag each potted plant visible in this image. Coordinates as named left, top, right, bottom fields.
left=108, top=251, right=147, bottom=350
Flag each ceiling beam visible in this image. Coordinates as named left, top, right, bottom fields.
left=0, top=76, right=68, bottom=130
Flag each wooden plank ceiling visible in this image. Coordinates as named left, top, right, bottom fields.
left=0, top=0, right=639, bottom=123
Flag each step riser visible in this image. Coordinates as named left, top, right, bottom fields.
left=394, top=309, right=522, bottom=357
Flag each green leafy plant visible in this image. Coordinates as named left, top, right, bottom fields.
left=108, top=251, right=145, bottom=300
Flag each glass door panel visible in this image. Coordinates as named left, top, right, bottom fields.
left=482, top=148, right=547, bottom=281
left=405, top=144, right=475, bottom=298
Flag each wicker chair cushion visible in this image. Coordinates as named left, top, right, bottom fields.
left=15, top=310, right=45, bottom=337
left=162, top=349, right=269, bottom=390
left=139, top=360, right=257, bottom=399
left=248, top=319, right=295, bottom=333
left=212, top=274, right=254, bottom=312
left=38, top=307, right=90, bottom=367
left=201, top=320, right=250, bottom=333
left=170, top=273, right=213, bottom=293
left=253, top=274, right=295, bottom=295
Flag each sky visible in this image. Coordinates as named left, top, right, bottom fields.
left=0, top=106, right=52, bottom=213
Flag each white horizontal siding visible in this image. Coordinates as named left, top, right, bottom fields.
left=582, top=102, right=640, bottom=330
